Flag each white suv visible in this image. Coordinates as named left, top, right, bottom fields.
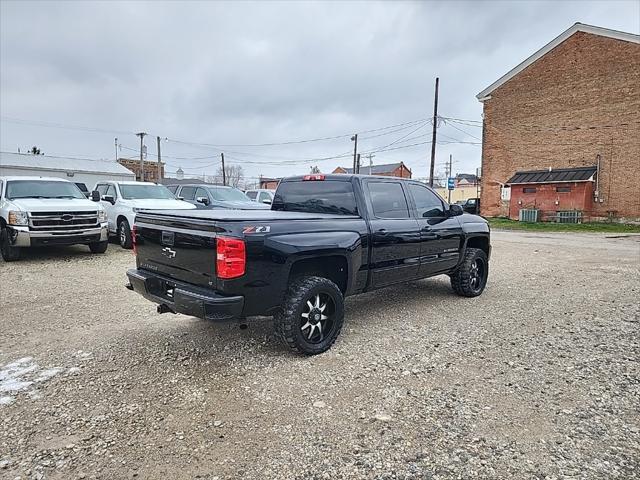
left=94, top=181, right=195, bottom=249
left=245, top=189, right=275, bottom=205
left=0, top=176, right=108, bottom=261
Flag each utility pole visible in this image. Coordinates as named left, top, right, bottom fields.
left=448, top=154, right=453, bottom=204
left=366, top=153, right=375, bottom=175
left=356, top=153, right=361, bottom=174
left=221, top=152, right=226, bottom=186
left=351, top=134, right=358, bottom=173
left=429, top=77, right=439, bottom=187
left=136, top=132, right=147, bottom=182
left=156, top=136, right=162, bottom=182
left=114, top=137, right=118, bottom=162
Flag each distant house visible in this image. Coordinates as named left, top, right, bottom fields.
left=333, top=162, right=412, bottom=178
left=0, top=151, right=135, bottom=188
left=117, top=157, right=165, bottom=183
left=455, top=173, right=479, bottom=186
left=259, top=177, right=280, bottom=189
left=477, top=23, right=640, bottom=220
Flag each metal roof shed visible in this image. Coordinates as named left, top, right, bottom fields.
left=0, top=152, right=135, bottom=189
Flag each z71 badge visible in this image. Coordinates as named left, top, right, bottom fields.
left=243, top=226, right=271, bottom=234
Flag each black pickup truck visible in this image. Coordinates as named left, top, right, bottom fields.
left=127, top=174, right=490, bottom=355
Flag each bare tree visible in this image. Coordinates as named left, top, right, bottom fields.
left=216, top=165, right=244, bottom=188
left=309, top=165, right=321, bottom=174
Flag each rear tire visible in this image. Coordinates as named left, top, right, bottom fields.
left=118, top=219, right=132, bottom=249
left=275, top=276, right=344, bottom=355
left=450, top=247, right=488, bottom=297
left=89, top=240, right=108, bottom=254
left=0, top=227, right=21, bottom=262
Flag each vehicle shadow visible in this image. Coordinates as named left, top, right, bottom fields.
left=124, top=276, right=456, bottom=360
left=1, top=245, right=123, bottom=263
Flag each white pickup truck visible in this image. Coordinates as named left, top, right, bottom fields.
left=0, top=176, right=109, bottom=261
left=93, top=181, right=195, bottom=249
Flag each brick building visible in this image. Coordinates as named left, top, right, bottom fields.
left=117, top=158, right=165, bottom=183
left=333, top=162, right=412, bottom=178
left=477, top=23, right=640, bottom=221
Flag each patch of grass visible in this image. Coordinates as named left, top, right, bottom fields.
left=488, top=218, right=640, bottom=233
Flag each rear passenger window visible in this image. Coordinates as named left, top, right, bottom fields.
left=180, top=186, right=196, bottom=200
left=368, top=182, right=409, bottom=219
left=409, top=184, right=445, bottom=217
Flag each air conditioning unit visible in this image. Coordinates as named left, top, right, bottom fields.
left=519, top=209, right=539, bottom=223
left=557, top=210, right=583, bottom=224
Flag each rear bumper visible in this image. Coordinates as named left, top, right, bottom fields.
left=126, top=268, right=244, bottom=321
left=8, top=224, right=108, bottom=247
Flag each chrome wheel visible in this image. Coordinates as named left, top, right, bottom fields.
left=119, top=222, right=127, bottom=247
left=300, top=292, right=335, bottom=344
left=469, top=258, right=485, bottom=292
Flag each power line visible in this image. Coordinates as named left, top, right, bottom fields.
left=165, top=118, right=429, bottom=148
left=0, top=115, right=135, bottom=135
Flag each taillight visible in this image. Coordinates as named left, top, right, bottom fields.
left=303, top=174, right=325, bottom=181
left=132, top=225, right=137, bottom=255
left=216, top=237, right=246, bottom=279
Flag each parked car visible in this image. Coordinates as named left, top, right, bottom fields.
left=462, top=197, right=481, bottom=214
left=0, top=176, right=108, bottom=261
left=245, top=189, right=275, bottom=205
left=126, top=174, right=491, bottom=355
left=93, top=181, right=195, bottom=249
left=170, top=184, right=270, bottom=210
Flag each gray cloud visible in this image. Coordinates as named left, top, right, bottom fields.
left=1, top=0, right=638, bottom=183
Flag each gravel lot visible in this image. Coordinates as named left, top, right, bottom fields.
left=1, top=231, right=639, bottom=480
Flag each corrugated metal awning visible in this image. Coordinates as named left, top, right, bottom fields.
left=506, top=166, right=597, bottom=185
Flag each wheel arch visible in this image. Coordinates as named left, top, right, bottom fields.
left=287, top=254, right=350, bottom=294
left=464, top=234, right=490, bottom=259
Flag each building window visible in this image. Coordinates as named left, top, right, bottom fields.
left=556, top=186, right=571, bottom=193
left=523, top=187, right=537, bottom=193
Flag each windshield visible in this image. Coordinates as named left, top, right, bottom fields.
left=119, top=184, right=176, bottom=200
left=6, top=180, right=86, bottom=200
left=207, top=187, right=253, bottom=202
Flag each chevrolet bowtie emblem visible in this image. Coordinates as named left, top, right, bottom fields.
left=161, top=247, right=176, bottom=259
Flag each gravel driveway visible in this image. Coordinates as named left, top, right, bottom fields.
left=1, top=231, right=639, bottom=480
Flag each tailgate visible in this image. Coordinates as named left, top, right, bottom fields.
left=134, top=214, right=218, bottom=288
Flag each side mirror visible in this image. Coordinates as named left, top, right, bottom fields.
left=196, top=196, right=210, bottom=205
left=261, top=198, right=272, bottom=205
left=102, top=195, right=115, bottom=205
left=90, top=191, right=100, bottom=202
left=449, top=204, right=464, bottom=216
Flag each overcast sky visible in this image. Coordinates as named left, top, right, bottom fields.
left=1, top=0, right=638, bottom=185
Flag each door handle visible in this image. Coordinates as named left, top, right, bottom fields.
left=376, top=228, right=388, bottom=235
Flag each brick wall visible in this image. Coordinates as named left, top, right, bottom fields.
left=481, top=32, right=640, bottom=220
left=117, top=158, right=165, bottom=183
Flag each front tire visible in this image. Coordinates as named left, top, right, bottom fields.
left=275, top=276, right=345, bottom=355
left=89, top=240, right=108, bottom=254
left=118, top=219, right=133, bottom=249
left=450, top=247, right=488, bottom=297
left=0, top=227, right=21, bottom=262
